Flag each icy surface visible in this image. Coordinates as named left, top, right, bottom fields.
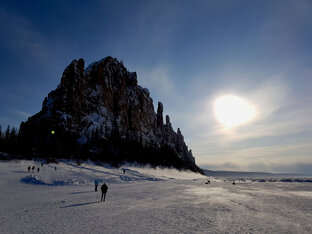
left=0, top=160, right=311, bottom=233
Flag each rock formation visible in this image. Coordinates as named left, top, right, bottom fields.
left=19, top=56, right=202, bottom=173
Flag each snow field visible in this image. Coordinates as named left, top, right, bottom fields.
left=0, top=160, right=311, bottom=233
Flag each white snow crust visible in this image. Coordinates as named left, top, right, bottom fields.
left=0, top=160, right=311, bottom=233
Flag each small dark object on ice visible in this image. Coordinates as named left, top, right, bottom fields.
left=101, top=183, right=108, bottom=202
left=55, top=166, right=57, bottom=171
left=205, top=180, right=210, bottom=184
left=28, top=166, right=31, bottom=172
left=232, top=180, right=236, bottom=185
left=32, top=166, right=35, bottom=171
left=37, top=168, right=40, bottom=173
left=123, top=169, right=125, bottom=174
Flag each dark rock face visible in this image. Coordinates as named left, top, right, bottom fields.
left=19, top=57, right=202, bottom=173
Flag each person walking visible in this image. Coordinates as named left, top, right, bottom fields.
left=28, top=166, right=31, bottom=172
left=100, top=183, right=108, bottom=202
left=94, top=180, right=99, bottom=191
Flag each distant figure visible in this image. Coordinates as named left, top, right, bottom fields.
left=205, top=180, right=210, bottom=184
left=55, top=166, right=57, bottom=171
left=37, top=168, right=40, bottom=173
left=41, top=163, right=43, bottom=167
left=28, top=166, right=31, bottom=172
left=232, top=180, right=235, bottom=185
left=101, top=183, right=108, bottom=202
left=94, top=180, right=99, bottom=191
left=32, top=166, right=35, bottom=171
left=123, top=169, right=125, bottom=174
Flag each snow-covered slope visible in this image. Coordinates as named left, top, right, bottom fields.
left=0, top=160, right=311, bottom=233
left=17, top=160, right=204, bottom=186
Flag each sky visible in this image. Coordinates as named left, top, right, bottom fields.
left=0, top=0, right=312, bottom=174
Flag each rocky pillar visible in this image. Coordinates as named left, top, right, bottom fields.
left=176, top=128, right=185, bottom=153
left=165, top=115, right=171, bottom=128
left=77, top=58, right=85, bottom=77
left=157, top=102, right=164, bottom=129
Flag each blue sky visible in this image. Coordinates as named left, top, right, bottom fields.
left=1, top=0, right=312, bottom=173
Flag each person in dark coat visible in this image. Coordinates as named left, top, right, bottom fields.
left=37, top=167, right=40, bottom=173
left=32, top=166, right=35, bottom=171
left=94, top=180, right=99, bottom=191
left=100, top=183, right=108, bottom=202
left=28, top=166, right=31, bottom=172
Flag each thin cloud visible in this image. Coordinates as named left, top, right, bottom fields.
left=258, top=0, right=312, bottom=55
left=197, top=75, right=312, bottom=142
left=197, top=141, right=312, bottom=170
left=137, top=65, right=176, bottom=101
left=201, top=160, right=312, bottom=175
left=14, top=110, right=31, bottom=119
left=0, top=5, right=50, bottom=63
left=188, top=73, right=312, bottom=174
left=192, top=75, right=289, bottom=137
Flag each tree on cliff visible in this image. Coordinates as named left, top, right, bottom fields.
left=0, top=125, right=2, bottom=150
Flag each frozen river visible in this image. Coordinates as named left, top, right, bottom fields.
left=0, top=160, right=311, bottom=233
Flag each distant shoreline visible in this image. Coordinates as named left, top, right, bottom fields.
left=203, top=169, right=312, bottom=178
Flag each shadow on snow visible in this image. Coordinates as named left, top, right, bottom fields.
left=69, top=191, right=95, bottom=195
left=60, top=201, right=100, bottom=208
left=20, top=175, right=68, bottom=186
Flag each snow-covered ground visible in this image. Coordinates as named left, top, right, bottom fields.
left=0, top=160, right=311, bottom=233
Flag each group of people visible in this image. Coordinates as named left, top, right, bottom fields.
left=28, top=165, right=40, bottom=173
left=27, top=163, right=108, bottom=202
left=26, top=163, right=108, bottom=202
left=27, top=164, right=57, bottom=173
left=94, top=180, right=108, bottom=202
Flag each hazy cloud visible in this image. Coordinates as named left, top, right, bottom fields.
left=137, top=65, right=176, bottom=101
left=14, top=110, right=31, bottom=119
left=187, top=71, right=312, bottom=174
left=202, top=159, right=312, bottom=175
left=0, top=5, right=54, bottom=66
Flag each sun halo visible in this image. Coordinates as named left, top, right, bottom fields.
left=214, top=95, right=256, bottom=128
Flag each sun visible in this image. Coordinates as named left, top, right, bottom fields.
left=214, top=95, right=256, bottom=128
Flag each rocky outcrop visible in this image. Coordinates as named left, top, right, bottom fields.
left=19, top=56, right=202, bottom=173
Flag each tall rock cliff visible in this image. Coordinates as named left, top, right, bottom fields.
left=19, top=57, right=202, bottom=173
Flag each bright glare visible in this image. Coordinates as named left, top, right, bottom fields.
left=214, top=95, right=256, bottom=128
